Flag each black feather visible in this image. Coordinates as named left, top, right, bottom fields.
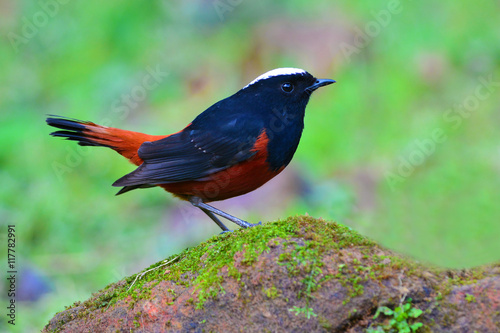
left=46, top=116, right=112, bottom=148
left=112, top=119, right=261, bottom=188
left=115, top=184, right=155, bottom=196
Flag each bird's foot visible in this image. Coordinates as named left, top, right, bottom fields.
left=247, top=221, right=262, bottom=228
left=219, top=229, right=233, bottom=235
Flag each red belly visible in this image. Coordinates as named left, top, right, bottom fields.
left=159, top=151, right=283, bottom=202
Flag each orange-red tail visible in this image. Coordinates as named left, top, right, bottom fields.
left=46, top=116, right=167, bottom=166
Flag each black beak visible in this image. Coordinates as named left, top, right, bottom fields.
left=306, top=78, right=336, bottom=94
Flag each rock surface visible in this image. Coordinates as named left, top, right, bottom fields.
left=43, top=216, right=500, bottom=332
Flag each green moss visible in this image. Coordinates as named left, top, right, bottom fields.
left=68, top=216, right=357, bottom=312
left=435, top=267, right=488, bottom=299
left=49, top=215, right=497, bottom=331
left=262, top=286, right=279, bottom=299
left=318, top=315, right=333, bottom=329
left=119, top=218, right=293, bottom=303
left=465, top=293, right=476, bottom=303
left=55, top=216, right=392, bottom=321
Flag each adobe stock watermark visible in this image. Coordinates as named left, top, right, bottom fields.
left=384, top=129, right=447, bottom=189
left=385, top=74, right=500, bottom=190
left=100, top=65, right=169, bottom=125
left=8, top=0, right=71, bottom=53
left=442, top=75, right=500, bottom=130
left=339, top=0, right=407, bottom=63
left=51, top=65, right=169, bottom=180
left=213, top=0, right=243, bottom=21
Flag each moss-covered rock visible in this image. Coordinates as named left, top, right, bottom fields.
left=43, top=216, right=500, bottom=332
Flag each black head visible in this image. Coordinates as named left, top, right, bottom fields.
left=238, top=68, right=335, bottom=112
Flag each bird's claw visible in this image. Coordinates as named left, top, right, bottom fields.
left=249, top=221, right=262, bottom=227
left=219, top=230, right=233, bottom=235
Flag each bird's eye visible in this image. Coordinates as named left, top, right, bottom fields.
left=281, top=82, right=294, bottom=93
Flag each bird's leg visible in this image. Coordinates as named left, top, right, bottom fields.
left=199, top=208, right=232, bottom=233
left=189, top=196, right=261, bottom=229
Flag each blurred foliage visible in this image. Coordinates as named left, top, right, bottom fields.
left=1, top=0, right=500, bottom=330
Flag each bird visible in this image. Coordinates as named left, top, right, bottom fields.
left=46, top=68, right=335, bottom=232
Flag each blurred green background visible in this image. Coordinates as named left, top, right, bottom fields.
left=1, top=0, right=500, bottom=330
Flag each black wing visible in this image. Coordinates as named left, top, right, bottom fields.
left=112, top=123, right=262, bottom=192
